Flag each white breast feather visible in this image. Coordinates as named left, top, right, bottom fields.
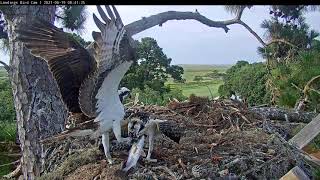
left=95, top=60, right=133, bottom=133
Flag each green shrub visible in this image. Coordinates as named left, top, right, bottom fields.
left=130, top=85, right=187, bottom=106
left=0, top=79, right=15, bottom=122
left=218, top=61, right=271, bottom=106
left=272, top=50, right=320, bottom=111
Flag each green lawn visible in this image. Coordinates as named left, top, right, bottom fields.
left=167, top=64, right=230, bottom=97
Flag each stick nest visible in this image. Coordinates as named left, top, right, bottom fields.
left=40, top=98, right=315, bottom=180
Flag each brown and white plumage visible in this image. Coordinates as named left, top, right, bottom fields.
left=17, top=19, right=97, bottom=113
left=16, top=6, right=135, bottom=164
left=123, top=112, right=184, bottom=171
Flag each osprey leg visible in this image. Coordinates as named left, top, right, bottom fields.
left=146, top=129, right=157, bottom=162
left=113, top=119, right=131, bottom=143
left=102, top=132, right=113, bottom=164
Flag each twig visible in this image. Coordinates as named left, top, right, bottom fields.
left=0, top=160, right=19, bottom=167
left=177, top=158, right=188, bottom=177
left=194, top=106, right=205, bottom=118
left=0, top=153, right=21, bottom=157
left=291, top=83, right=303, bottom=92
left=3, top=163, right=21, bottom=179
left=186, top=106, right=196, bottom=116
left=252, top=104, right=269, bottom=108
left=192, top=123, right=220, bottom=128
left=238, top=113, right=251, bottom=124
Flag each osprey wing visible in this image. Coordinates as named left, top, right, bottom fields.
left=16, top=19, right=96, bottom=113
left=78, top=6, right=135, bottom=118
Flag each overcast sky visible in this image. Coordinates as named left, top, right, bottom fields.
left=1, top=5, right=320, bottom=65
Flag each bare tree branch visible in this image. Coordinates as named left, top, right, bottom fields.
left=303, top=74, right=320, bottom=94
left=125, top=7, right=271, bottom=48
left=237, top=20, right=267, bottom=46
left=291, top=83, right=303, bottom=92
left=125, top=11, right=236, bottom=36
left=0, top=60, right=10, bottom=72
left=267, top=39, right=298, bottom=49
left=125, top=6, right=308, bottom=51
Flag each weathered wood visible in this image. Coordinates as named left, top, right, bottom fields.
left=289, top=114, right=320, bottom=149
left=4, top=5, right=68, bottom=179
left=280, top=166, right=310, bottom=180
left=249, top=107, right=317, bottom=123
left=124, top=7, right=267, bottom=47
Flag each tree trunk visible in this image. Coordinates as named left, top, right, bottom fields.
left=4, top=6, right=68, bottom=179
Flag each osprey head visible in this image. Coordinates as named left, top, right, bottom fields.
left=118, top=87, right=131, bottom=103
left=127, top=112, right=149, bottom=139
left=127, top=117, right=144, bottom=140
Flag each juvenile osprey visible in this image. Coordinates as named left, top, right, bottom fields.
left=123, top=112, right=183, bottom=171
left=17, top=6, right=135, bottom=164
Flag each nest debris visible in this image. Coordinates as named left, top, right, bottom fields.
left=40, top=98, right=317, bottom=180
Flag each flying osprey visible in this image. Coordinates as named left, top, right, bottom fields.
left=16, top=6, right=135, bottom=164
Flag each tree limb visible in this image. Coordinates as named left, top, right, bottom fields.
left=303, top=74, right=320, bottom=95
left=0, top=60, right=10, bottom=72
left=125, top=7, right=310, bottom=51
left=237, top=20, right=267, bottom=46
left=125, top=11, right=233, bottom=36
left=267, top=39, right=298, bottom=49
left=125, top=7, right=270, bottom=48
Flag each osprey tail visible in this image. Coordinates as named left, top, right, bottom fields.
left=40, top=120, right=99, bottom=144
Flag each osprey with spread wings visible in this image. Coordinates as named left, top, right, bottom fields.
left=16, top=6, right=135, bottom=164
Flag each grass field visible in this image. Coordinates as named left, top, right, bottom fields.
left=167, top=64, right=231, bottom=98
left=0, top=67, right=8, bottom=80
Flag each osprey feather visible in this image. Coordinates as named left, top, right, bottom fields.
left=122, top=112, right=184, bottom=171
left=16, top=6, right=135, bottom=164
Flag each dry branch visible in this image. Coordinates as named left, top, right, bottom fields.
left=0, top=160, right=19, bottom=167
left=125, top=6, right=306, bottom=51
left=125, top=11, right=232, bottom=36
left=0, top=60, right=10, bottom=72
left=267, top=39, right=298, bottom=49
left=3, top=163, right=21, bottom=179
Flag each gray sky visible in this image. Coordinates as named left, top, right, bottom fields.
left=1, top=5, right=320, bottom=65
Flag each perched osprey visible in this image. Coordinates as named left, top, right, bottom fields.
left=122, top=112, right=183, bottom=171
left=16, top=6, right=136, bottom=164
left=65, top=87, right=131, bottom=129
